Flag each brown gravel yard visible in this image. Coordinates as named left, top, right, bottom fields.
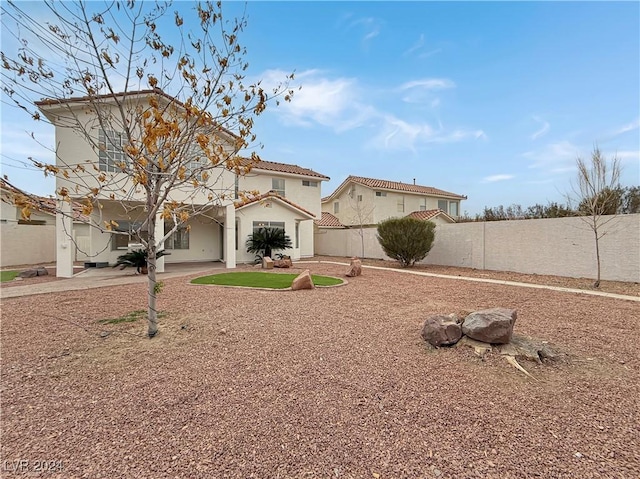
left=1, top=261, right=639, bottom=478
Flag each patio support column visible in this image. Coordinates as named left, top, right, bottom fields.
left=224, top=204, right=236, bottom=269
left=56, top=199, right=74, bottom=278
left=155, top=211, right=165, bottom=273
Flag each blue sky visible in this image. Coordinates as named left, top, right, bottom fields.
left=2, top=1, right=639, bottom=215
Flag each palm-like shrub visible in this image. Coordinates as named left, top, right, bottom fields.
left=377, top=217, right=436, bottom=267
left=114, top=249, right=168, bottom=274
left=246, top=227, right=292, bottom=259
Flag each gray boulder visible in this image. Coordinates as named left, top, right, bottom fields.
left=462, top=308, right=517, bottom=344
left=18, top=269, right=38, bottom=278
left=36, top=266, right=49, bottom=276
left=422, top=314, right=462, bottom=347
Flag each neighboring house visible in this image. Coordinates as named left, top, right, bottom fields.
left=1, top=182, right=55, bottom=267
left=34, top=89, right=328, bottom=276
left=321, top=175, right=466, bottom=226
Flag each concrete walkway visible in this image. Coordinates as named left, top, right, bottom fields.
left=300, top=261, right=640, bottom=303
left=0, top=262, right=228, bottom=300
left=2, top=260, right=638, bottom=303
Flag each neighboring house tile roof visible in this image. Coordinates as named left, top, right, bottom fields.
left=1, top=180, right=89, bottom=222
left=322, top=175, right=466, bottom=202
left=234, top=190, right=316, bottom=218
left=406, top=209, right=456, bottom=223
left=239, top=158, right=329, bottom=180
left=314, top=212, right=346, bottom=228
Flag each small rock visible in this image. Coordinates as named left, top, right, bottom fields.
left=574, top=452, right=583, bottom=458
left=219, top=329, right=227, bottom=335
left=422, top=314, right=462, bottom=347
left=273, top=258, right=292, bottom=268
left=99, top=331, right=110, bottom=338
left=262, top=256, right=274, bottom=269
left=346, top=257, right=362, bottom=277
left=36, top=266, right=49, bottom=276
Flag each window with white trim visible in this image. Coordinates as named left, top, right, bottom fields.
left=397, top=196, right=405, bottom=213
left=253, top=221, right=285, bottom=234
left=295, top=222, right=300, bottom=248
left=111, top=221, right=148, bottom=250
left=437, top=199, right=460, bottom=217
left=98, top=130, right=126, bottom=173
left=420, top=198, right=427, bottom=211
left=375, top=191, right=387, bottom=197
left=333, top=202, right=339, bottom=214
left=164, top=223, right=189, bottom=249
left=302, top=180, right=318, bottom=187
left=272, top=178, right=285, bottom=196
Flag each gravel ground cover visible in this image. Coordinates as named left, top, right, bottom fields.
left=1, top=261, right=638, bottom=478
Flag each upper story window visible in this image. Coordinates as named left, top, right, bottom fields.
left=438, top=199, right=459, bottom=217
left=357, top=194, right=363, bottom=202
left=375, top=191, right=387, bottom=197
left=397, top=196, right=405, bottom=213
left=420, top=198, right=427, bottom=211
left=333, top=202, right=339, bottom=214
left=272, top=178, right=285, bottom=196
left=302, top=180, right=318, bottom=187
left=98, top=130, right=126, bottom=173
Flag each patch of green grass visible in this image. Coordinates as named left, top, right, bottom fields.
left=191, top=272, right=344, bottom=289
left=0, top=270, right=19, bottom=282
left=98, top=310, right=167, bottom=325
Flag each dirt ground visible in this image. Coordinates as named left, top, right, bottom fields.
left=1, top=261, right=638, bottom=478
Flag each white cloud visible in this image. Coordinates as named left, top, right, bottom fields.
left=399, top=78, right=456, bottom=91
left=402, top=34, right=442, bottom=59
left=372, top=114, right=486, bottom=151
left=530, top=116, right=550, bottom=140
left=613, top=118, right=640, bottom=136
left=523, top=141, right=583, bottom=173
left=399, top=78, right=455, bottom=105
left=260, top=69, right=375, bottom=132
left=483, top=174, right=514, bottom=183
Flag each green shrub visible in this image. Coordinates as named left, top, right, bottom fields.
left=376, top=217, right=436, bottom=267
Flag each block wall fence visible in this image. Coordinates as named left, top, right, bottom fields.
left=314, top=214, right=640, bottom=283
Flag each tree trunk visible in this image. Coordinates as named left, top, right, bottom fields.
left=147, top=201, right=159, bottom=338
left=594, top=229, right=601, bottom=288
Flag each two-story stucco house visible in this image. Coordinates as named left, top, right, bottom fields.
left=34, top=89, right=328, bottom=276
left=320, top=175, right=466, bottom=227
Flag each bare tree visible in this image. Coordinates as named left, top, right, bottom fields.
left=1, top=1, right=293, bottom=337
left=346, top=185, right=375, bottom=258
left=568, top=146, right=622, bottom=288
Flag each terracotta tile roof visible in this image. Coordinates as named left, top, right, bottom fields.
left=1, top=180, right=89, bottom=222
left=239, top=158, right=329, bottom=180
left=234, top=190, right=316, bottom=218
left=323, top=175, right=466, bottom=202
left=35, top=88, right=239, bottom=140
left=314, top=212, right=345, bottom=228
left=406, top=209, right=456, bottom=223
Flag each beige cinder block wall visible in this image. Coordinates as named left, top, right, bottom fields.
left=315, top=214, right=640, bottom=282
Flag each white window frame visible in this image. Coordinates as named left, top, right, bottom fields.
left=302, top=180, right=318, bottom=187
left=333, top=202, right=339, bottom=214
left=375, top=191, right=387, bottom=197
left=272, top=178, right=285, bottom=196
left=164, top=223, right=190, bottom=250
left=397, top=196, right=405, bottom=213
left=98, top=129, right=126, bottom=173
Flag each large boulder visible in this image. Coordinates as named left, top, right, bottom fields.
left=262, top=256, right=274, bottom=269
left=291, top=269, right=315, bottom=291
left=346, top=257, right=362, bottom=277
left=422, top=314, right=462, bottom=347
left=462, top=308, right=517, bottom=344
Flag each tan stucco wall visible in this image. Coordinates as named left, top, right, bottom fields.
left=1, top=222, right=56, bottom=267
left=315, top=214, right=640, bottom=282
left=321, top=185, right=461, bottom=225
